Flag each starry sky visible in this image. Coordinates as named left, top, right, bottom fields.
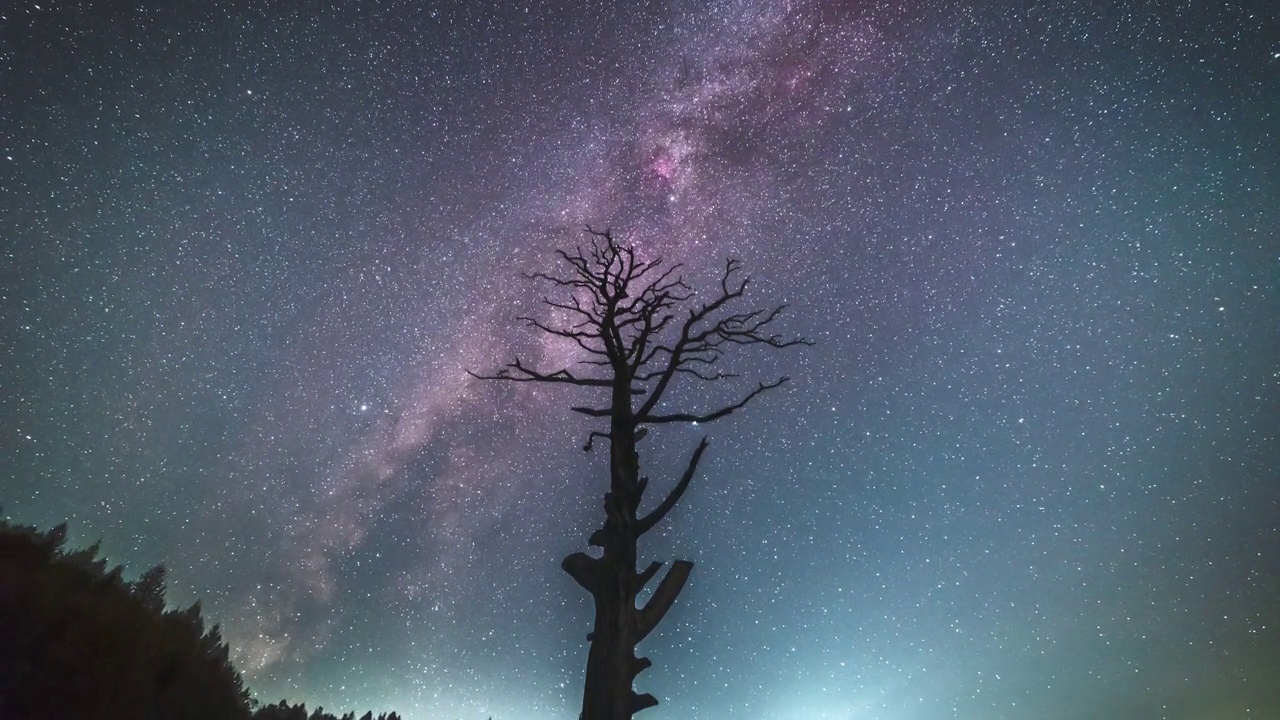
left=4, top=1, right=1279, bottom=718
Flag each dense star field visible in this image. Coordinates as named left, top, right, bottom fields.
left=4, top=1, right=1278, bottom=718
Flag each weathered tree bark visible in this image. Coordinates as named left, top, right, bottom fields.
left=470, top=227, right=807, bottom=720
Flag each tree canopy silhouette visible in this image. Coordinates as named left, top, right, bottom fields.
left=0, top=516, right=401, bottom=720
left=471, top=227, right=809, bottom=720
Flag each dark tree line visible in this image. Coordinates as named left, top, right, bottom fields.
left=1, top=228, right=804, bottom=720
left=0, top=517, right=401, bottom=720
left=250, top=702, right=403, bottom=720
left=473, top=228, right=808, bottom=719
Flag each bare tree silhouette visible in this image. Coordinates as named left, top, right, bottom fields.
left=471, top=227, right=809, bottom=720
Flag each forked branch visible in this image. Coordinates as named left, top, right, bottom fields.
left=469, top=227, right=810, bottom=443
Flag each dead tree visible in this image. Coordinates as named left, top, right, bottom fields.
left=470, top=227, right=808, bottom=720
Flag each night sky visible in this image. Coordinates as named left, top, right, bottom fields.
left=4, top=1, right=1279, bottom=719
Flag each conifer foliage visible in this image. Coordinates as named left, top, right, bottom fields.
left=0, top=517, right=401, bottom=720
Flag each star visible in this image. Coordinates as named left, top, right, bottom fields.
left=5, top=2, right=1277, bottom=719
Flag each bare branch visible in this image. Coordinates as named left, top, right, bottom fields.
left=634, top=561, right=662, bottom=593
left=635, top=259, right=751, bottom=418
left=466, top=357, right=614, bottom=387
left=542, top=296, right=598, bottom=322
left=636, top=438, right=709, bottom=536
left=639, top=378, right=790, bottom=425
left=635, top=366, right=741, bottom=382
left=635, top=560, right=693, bottom=641
left=518, top=315, right=608, bottom=356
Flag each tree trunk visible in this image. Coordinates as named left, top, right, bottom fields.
left=561, top=380, right=693, bottom=720
left=473, top=228, right=805, bottom=720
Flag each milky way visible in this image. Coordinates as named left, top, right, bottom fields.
left=4, top=2, right=1278, bottom=719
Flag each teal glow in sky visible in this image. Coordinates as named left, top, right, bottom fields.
left=4, top=1, right=1278, bottom=718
